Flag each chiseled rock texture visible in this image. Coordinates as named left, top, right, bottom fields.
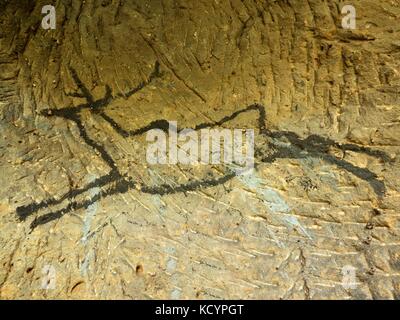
left=0, top=0, right=400, bottom=299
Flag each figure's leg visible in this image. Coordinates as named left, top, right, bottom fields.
left=16, top=171, right=122, bottom=221
left=28, top=170, right=239, bottom=230
left=29, top=177, right=131, bottom=230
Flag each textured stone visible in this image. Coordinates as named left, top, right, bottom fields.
left=0, top=0, right=399, bottom=300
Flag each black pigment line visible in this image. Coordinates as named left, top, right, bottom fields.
left=29, top=180, right=128, bottom=230
left=270, top=130, right=390, bottom=162
left=41, top=62, right=161, bottom=116
left=69, top=67, right=95, bottom=104
left=339, top=143, right=392, bottom=162
left=72, top=114, right=120, bottom=172
left=29, top=171, right=237, bottom=230
left=324, top=154, right=386, bottom=196
left=115, top=61, right=162, bottom=99
left=260, top=139, right=386, bottom=197
left=191, top=104, right=265, bottom=131
left=99, top=113, right=172, bottom=138
left=99, top=111, right=130, bottom=138
left=16, top=61, right=392, bottom=230
left=101, top=103, right=265, bottom=137
left=267, top=130, right=387, bottom=196
left=18, top=63, right=164, bottom=222
left=16, top=171, right=122, bottom=221
left=139, top=171, right=237, bottom=195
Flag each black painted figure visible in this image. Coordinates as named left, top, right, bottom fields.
left=16, top=62, right=390, bottom=230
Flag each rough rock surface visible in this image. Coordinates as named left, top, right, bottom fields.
left=0, top=0, right=400, bottom=299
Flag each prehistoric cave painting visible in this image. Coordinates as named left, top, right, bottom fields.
left=16, top=62, right=391, bottom=230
